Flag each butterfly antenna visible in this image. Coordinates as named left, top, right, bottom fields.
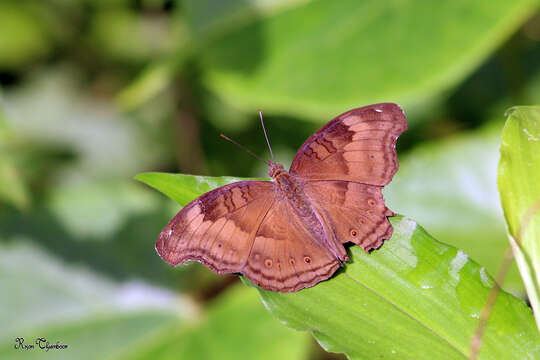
left=220, top=134, right=270, bottom=165
left=259, top=110, right=275, bottom=160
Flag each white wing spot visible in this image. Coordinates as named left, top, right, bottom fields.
left=375, top=109, right=382, bottom=113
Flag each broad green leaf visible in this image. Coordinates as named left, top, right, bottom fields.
left=0, top=240, right=309, bottom=360
left=184, top=0, right=309, bottom=39
left=197, top=0, right=538, bottom=120
left=139, top=172, right=540, bottom=359
left=498, top=106, right=540, bottom=331
left=384, top=123, right=524, bottom=294
left=119, top=284, right=310, bottom=360
left=255, top=216, right=539, bottom=359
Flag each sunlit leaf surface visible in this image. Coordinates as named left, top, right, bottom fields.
left=139, top=172, right=540, bottom=359
left=498, top=105, right=540, bottom=331
left=385, top=124, right=524, bottom=294
left=255, top=216, right=539, bottom=359
left=195, top=0, right=538, bottom=120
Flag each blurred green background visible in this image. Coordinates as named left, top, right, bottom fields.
left=1, top=0, right=539, bottom=359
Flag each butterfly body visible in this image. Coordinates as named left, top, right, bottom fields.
left=157, top=103, right=407, bottom=292
left=270, top=161, right=349, bottom=263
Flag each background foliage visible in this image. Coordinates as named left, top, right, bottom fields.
left=1, top=0, right=539, bottom=359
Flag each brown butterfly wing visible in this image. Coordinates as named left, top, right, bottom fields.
left=304, top=180, right=394, bottom=251
left=156, top=180, right=274, bottom=274
left=243, top=198, right=340, bottom=292
left=290, top=103, right=406, bottom=251
left=157, top=180, right=340, bottom=292
left=289, top=103, right=407, bottom=185
left=157, top=103, right=406, bottom=291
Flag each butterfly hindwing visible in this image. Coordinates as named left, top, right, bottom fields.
left=304, top=180, right=393, bottom=251
left=243, top=198, right=340, bottom=292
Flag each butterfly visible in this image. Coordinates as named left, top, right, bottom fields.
left=156, top=103, right=407, bottom=292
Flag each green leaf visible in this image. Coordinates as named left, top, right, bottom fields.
left=384, top=123, right=524, bottom=294
left=140, top=171, right=540, bottom=358
left=498, top=105, right=540, bottom=331
left=135, top=172, right=261, bottom=206
left=184, top=0, right=306, bottom=39
left=255, top=216, right=539, bottom=359
left=197, top=0, right=538, bottom=120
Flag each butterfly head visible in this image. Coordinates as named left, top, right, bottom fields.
left=268, top=162, right=286, bottom=179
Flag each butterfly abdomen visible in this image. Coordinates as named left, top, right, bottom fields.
left=274, top=171, right=321, bottom=231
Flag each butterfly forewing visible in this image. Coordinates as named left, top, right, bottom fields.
left=157, top=179, right=340, bottom=292
left=156, top=181, right=274, bottom=274
left=290, top=103, right=407, bottom=185
left=287, top=103, right=406, bottom=252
